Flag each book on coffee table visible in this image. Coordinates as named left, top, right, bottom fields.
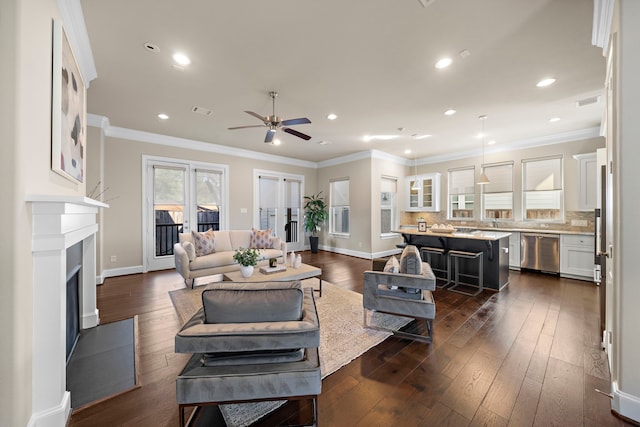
left=259, top=266, right=287, bottom=274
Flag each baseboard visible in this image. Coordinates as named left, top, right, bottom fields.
left=372, top=248, right=403, bottom=259
left=96, top=273, right=105, bottom=285
left=82, top=309, right=100, bottom=329
left=27, top=390, right=71, bottom=427
left=612, top=381, right=640, bottom=423
left=102, top=265, right=144, bottom=279
left=317, top=245, right=372, bottom=260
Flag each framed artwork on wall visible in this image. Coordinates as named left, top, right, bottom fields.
left=51, top=20, right=86, bottom=184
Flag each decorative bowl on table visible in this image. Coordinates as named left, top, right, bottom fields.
left=429, top=224, right=457, bottom=234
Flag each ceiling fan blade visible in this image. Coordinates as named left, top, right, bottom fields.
left=228, top=124, right=266, bottom=130
left=283, top=127, right=312, bottom=141
left=281, top=117, right=311, bottom=126
left=264, top=130, right=276, bottom=143
left=245, top=111, right=268, bottom=122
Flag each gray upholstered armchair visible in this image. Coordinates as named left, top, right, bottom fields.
left=174, top=281, right=321, bottom=426
left=363, top=245, right=436, bottom=342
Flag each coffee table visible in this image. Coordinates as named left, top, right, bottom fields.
left=223, top=263, right=323, bottom=297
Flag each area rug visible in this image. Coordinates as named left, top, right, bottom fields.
left=66, top=316, right=140, bottom=411
left=168, top=278, right=409, bottom=427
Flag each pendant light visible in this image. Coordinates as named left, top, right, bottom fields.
left=411, top=153, right=420, bottom=190
left=478, top=115, right=490, bottom=185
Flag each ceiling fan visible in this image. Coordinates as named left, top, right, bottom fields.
left=228, top=91, right=312, bottom=143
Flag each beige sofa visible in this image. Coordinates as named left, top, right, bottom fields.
left=173, top=230, right=287, bottom=288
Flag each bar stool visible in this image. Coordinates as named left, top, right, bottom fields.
left=421, top=247, right=450, bottom=288
left=447, top=250, right=483, bottom=296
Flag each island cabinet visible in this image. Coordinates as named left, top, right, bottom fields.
left=398, top=230, right=511, bottom=291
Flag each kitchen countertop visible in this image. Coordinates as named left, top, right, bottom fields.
left=395, top=228, right=512, bottom=241
left=399, top=225, right=593, bottom=236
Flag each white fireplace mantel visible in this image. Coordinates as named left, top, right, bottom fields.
left=27, top=195, right=107, bottom=427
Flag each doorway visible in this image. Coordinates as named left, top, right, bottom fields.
left=143, top=156, right=228, bottom=271
left=254, top=170, right=304, bottom=252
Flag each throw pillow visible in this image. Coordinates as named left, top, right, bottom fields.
left=399, top=245, right=422, bottom=275
left=250, top=228, right=273, bottom=249
left=383, top=256, right=399, bottom=273
left=182, top=241, right=197, bottom=261
left=191, top=229, right=215, bottom=257
left=383, top=256, right=400, bottom=290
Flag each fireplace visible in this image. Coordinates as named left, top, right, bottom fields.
left=28, top=195, right=107, bottom=427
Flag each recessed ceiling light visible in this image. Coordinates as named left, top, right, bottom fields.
left=536, top=78, right=556, bottom=87
left=144, top=43, right=160, bottom=53
left=404, top=149, right=412, bottom=154
left=318, top=140, right=330, bottom=145
left=172, top=52, right=191, bottom=66
left=435, top=58, right=452, bottom=69
left=157, top=113, right=169, bottom=120
left=487, top=140, right=497, bottom=145
left=444, top=109, right=456, bottom=116
left=363, top=135, right=399, bottom=142
left=549, top=117, right=561, bottom=122
left=476, top=133, right=486, bottom=139
left=272, top=139, right=281, bottom=146
left=327, top=113, right=337, bottom=120
left=412, top=134, right=432, bottom=140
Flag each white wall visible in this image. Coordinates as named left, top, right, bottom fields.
left=0, top=0, right=88, bottom=425
left=612, top=0, right=640, bottom=420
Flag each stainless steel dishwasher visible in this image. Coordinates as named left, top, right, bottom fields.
left=520, top=233, right=560, bottom=273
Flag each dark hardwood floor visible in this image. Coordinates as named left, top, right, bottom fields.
left=68, top=251, right=630, bottom=427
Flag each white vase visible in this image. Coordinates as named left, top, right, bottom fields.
left=240, top=265, right=254, bottom=278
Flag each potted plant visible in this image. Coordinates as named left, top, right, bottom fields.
left=304, top=191, right=329, bottom=253
left=233, top=247, right=260, bottom=277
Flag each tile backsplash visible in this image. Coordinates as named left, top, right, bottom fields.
left=401, top=210, right=594, bottom=233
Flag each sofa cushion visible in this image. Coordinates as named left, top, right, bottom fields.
left=229, top=230, right=252, bottom=250
left=189, top=251, right=235, bottom=271
left=202, top=287, right=304, bottom=324
left=191, top=229, right=216, bottom=256
left=399, top=245, right=422, bottom=275
left=213, top=230, right=233, bottom=252
left=183, top=241, right=197, bottom=262
left=250, top=228, right=273, bottom=249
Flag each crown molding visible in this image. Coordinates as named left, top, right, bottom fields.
left=592, top=0, right=614, bottom=55
left=57, top=0, right=97, bottom=85
left=87, top=114, right=317, bottom=169
left=88, top=114, right=601, bottom=169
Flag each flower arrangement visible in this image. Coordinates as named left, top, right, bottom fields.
left=233, top=247, right=260, bottom=267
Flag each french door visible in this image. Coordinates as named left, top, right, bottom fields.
left=144, top=157, right=228, bottom=271
left=255, top=171, right=304, bottom=252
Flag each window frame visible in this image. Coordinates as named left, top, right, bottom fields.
left=481, top=161, right=514, bottom=221
left=380, top=176, right=398, bottom=238
left=329, top=178, right=350, bottom=236
left=448, top=166, right=476, bottom=220
left=521, top=155, right=564, bottom=222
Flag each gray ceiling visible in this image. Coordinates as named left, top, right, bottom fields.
left=80, top=0, right=605, bottom=163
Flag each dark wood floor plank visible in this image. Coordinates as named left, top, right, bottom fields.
left=534, top=357, right=584, bottom=427
left=67, top=251, right=632, bottom=427
left=508, top=377, right=542, bottom=427
left=439, top=350, right=503, bottom=420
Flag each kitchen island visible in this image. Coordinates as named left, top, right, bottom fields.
left=396, top=229, right=512, bottom=291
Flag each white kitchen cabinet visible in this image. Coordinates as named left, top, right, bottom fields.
left=406, top=173, right=440, bottom=211
left=560, top=234, right=595, bottom=280
left=508, top=231, right=520, bottom=270
left=573, top=153, right=597, bottom=211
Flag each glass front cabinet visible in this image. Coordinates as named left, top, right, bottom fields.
left=406, top=173, right=441, bottom=212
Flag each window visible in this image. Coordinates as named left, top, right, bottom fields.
left=522, top=155, right=564, bottom=221
left=380, top=177, right=397, bottom=235
left=330, top=179, right=350, bottom=235
left=448, top=167, right=475, bottom=219
left=481, top=162, right=513, bottom=220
